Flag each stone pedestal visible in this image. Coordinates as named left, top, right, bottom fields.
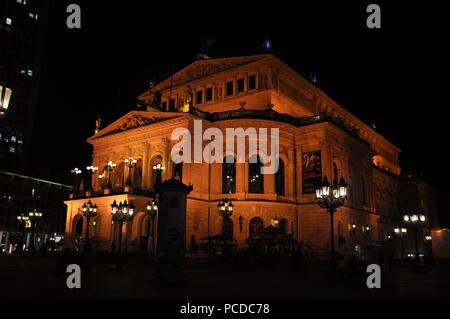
left=152, top=178, right=193, bottom=285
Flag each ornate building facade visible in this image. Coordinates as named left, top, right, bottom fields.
left=64, top=54, right=435, bottom=259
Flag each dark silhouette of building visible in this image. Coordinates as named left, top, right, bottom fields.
left=0, top=0, right=49, bottom=171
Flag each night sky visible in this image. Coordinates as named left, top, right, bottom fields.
left=30, top=1, right=447, bottom=221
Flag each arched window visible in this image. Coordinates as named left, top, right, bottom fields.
left=275, top=158, right=285, bottom=195
left=174, top=162, right=183, bottom=181
left=249, top=217, right=264, bottom=237
left=222, top=155, right=236, bottom=194
left=249, top=155, right=264, bottom=194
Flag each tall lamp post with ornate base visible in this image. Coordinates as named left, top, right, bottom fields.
left=124, top=157, right=137, bottom=193
left=101, top=161, right=117, bottom=194
left=403, top=214, right=426, bottom=260
left=146, top=199, right=158, bottom=262
left=111, top=200, right=134, bottom=270
left=82, top=200, right=97, bottom=251
left=218, top=199, right=234, bottom=259
left=315, top=176, right=347, bottom=269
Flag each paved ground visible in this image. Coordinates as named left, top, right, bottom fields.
left=1, top=256, right=449, bottom=299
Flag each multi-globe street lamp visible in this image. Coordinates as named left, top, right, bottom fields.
left=100, top=161, right=116, bottom=190
left=82, top=200, right=97, bottom=250
left=125, top=157, right=137, bottom=190
left=111, top=200, right=135, bottom=270
left=403, top=214, right=426, bottom=260
left=218, top=199, right=234, bottom=258
left=315, top=176, right=347, bottom=268
left=146, top=199, right=158, bottom=261
left=394, top=227, right=407, bottom=260
left=86, top=165, right=98, bottom=192
left=70, top=167, right=82, bottom=192
left=152, top=163, right=164, bottom=185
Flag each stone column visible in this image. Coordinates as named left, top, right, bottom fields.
left=141, top=142, right=150, bottom=189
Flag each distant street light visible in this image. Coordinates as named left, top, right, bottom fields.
left=103, top=161, right=117, bottom=190
left=86, top=165, right=98, bottom=191
left=28, top=209, right=43, bottom=251
left=17, top=213, right=30, bottom=251
left=70, top=167, right=82, bottom=192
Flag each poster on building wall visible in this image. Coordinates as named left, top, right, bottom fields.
left=302, top=151, right=322, bottom=194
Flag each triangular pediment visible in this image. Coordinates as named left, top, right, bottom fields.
left=87, top=111, right=185, bottom=142
left=139, top=54, right=272, bottom=100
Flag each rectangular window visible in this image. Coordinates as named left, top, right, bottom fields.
left=226, top=81, right=234, bottom=96
left=196, top=90, right=203, bottom=104
left=248, top=75, right=256, bottom=90
left=161, top=101, right=167, bottom=111
left=206, top=87, right=213, bottom=101
left=237, top=78, right=245, bottom=93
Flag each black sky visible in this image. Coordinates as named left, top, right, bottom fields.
left=31, top=1, right=447, bottom=212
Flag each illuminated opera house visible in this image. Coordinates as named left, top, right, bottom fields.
left=64, top=53, right=436, bottom=260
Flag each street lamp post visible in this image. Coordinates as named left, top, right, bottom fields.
left=28, top=209, right=43, bottom=251
left=403, top=214, right=426, bottom=260
left=17, top=214, right=30, bottom=252
left=315, top=176, right=347, bottom=269
left=218, top=199, right=234, bottom=258
left=70, top=167, right=82, bottom=192
left=125, top=157, right=137, bottom=192
left=100, top=161, right=117, bottom=193
left=152, top=163, right=164, bottom=186
left=82, top=200, right=97, bottom=251
left=111, top=200, right=135, bottom=270
left=146, top=199, right=158, bottom=262
left=394, top=227, right=407, bottom=260
left=86, top=165, right=98, bottom=192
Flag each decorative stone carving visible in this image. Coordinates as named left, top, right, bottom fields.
left=120, top=115, right=152, bottom=131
